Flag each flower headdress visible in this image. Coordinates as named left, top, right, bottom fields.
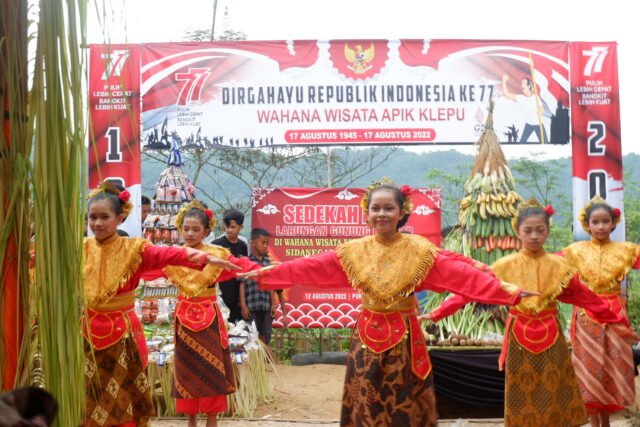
left=88, top=181, right=133, bottom=218
left=359, top=177, right=413, bottom=216
left=511, top=197, right=554, bottom=232
left=174, top=200, right=217, bottom=230
left=578, top=195, right=621, bottom=234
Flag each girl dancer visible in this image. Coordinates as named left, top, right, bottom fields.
left=428, top=200, right=631, bottom=427
left=84, top=183, right=239, bottom=427
left=240, top=180, right=534, bottom=427
left=163, top=201, right=257, bottom=427
left=563, top=196, right=639, bottom=427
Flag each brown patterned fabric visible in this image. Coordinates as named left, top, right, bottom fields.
left=504, top=330, right=586, bottom=427
left=572, top=313, right=635, bottom=412
left=171, top=320, right=236, bottom=399
left=340, top=329, right=437, bottom=427
left=84, top=337, right=154, bottom=427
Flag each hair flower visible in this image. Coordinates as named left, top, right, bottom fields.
left=543, top=205, right=555, bottom=216
left=118, top=190, right=131, bottom=202
left=612, top=207, right=621, bottom=218
left=400, top=185, right=412, bottom=198
left=204, top=209, right=214, bottom=219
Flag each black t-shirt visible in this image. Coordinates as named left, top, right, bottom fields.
left=212, top=235, right=248, bottom=321
left=212, top=235, right=248, bottom=258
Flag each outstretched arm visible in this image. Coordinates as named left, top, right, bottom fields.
left=420, top=251, right=521, bottom=306
left=241, top=250, right=350, bottom=290
left=142, top=245, right=243, bottom=284
left=421, top=294, right=470, bottom=322
left=559, top=275, right=626, bottom=324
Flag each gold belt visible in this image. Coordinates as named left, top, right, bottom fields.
left=361, top=295, right=418, bottom=314
left=89, top=291, right=135, bottom=312
left=198, top=287, right=217, bottom=298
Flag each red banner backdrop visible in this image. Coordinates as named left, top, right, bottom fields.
left=569, top=42, right=624, bottom=241
left=251, top=187, right=442, bottom=328
left=88, top=44, right=143, bottom=236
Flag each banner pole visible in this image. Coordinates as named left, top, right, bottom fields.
left=327, top=146, right=333, bottom=188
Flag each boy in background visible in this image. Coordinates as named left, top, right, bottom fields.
left=213, top=208, right=248, bottom=322
left=239, top=228, right=277, bottom=344
left=141, top=195, right=152, bottom=223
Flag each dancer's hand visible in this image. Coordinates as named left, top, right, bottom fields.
left=237, top=270, right=258, bottom=279
left=238, top=264, right=276, bottom=279
left=205, top=255, right=241, bottom=271
left=416, top=313, right=433, bottom=322
left=518, top=290, right=540, bottom=298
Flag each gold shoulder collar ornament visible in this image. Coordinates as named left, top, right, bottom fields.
left=164, top=244, right=231, bottom=297
left=83, top=236, right=149, bottom=307
left=336, top=233, right=437, bottom=305
left=492, top=251, right=574, bottom=313
left=564, top=240, right=640, bottom=293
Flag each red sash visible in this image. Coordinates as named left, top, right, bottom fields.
left=83, top=307, right=131, bottom=350
left=83, top=292, right=138, bottom=351
left=571, top=294, right=628, bottom=339
left=499, top=308, right=559, bottom=370
left=357, top=309, right=431, bottom=379
left=176, top=295, right=228, bottom=348
left=583, top=293, right=626, bottom=324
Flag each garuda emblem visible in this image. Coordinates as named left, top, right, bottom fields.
left=329, top=40, right=389, bottom=81
left=344, top=43, right=375, bottom=74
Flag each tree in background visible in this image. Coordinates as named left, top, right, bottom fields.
left=425, top=163, right=472, bottom=228
left=143, top=145, right=398, bottom=222
left=288, top=146, right=398, bottom=188
left=510, top=155, right=572, bottom=251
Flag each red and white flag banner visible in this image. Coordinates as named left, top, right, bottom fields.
left=88, top=44, right=142, bottom=236
left=136, top=40, right=574, bottom=147
left=569, top=42, right=624, bottom=240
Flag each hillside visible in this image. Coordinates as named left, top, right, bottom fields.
left=141, top=148, right=640, bottom=230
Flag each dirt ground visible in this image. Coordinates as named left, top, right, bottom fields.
left=152, top=364, right=640, bottom=426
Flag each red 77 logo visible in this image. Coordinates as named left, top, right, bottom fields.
left=175, top=68, right=211, bottom=106
left=101, top=49, right=129, bottom=80
left=582, top=47, right=608, bottom=76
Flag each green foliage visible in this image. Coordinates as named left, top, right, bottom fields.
left=142, top=147, right=473, bottom=228
left=623, top=166, right=640, bottom=244
left=270, top=328, right=352, bottom=361
left=627, top=271, right=640, bottom=331
left=425, top=163, right=473, bottom=228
